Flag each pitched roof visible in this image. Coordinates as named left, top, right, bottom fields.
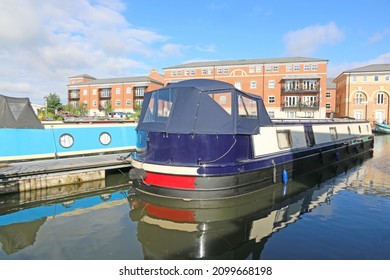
left=327, top=78, right=336, bottom=89
left=344, top=64, right=390, bottom=73
left=164, top=57, right=328, bottom=69
left=69, top=76, right=164, bottom=86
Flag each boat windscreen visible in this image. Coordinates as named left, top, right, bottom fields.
left=142, top=88, right=176, bottom=124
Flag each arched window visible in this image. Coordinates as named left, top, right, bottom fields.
left=377, top=92, right=385, bottom=105
left=354, top=92, right=364, bottom=104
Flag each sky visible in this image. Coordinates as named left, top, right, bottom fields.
left=1, top=0, right=389, bottom=104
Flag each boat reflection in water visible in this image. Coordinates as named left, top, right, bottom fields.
left=128, top=153, right=372, bottom=260
left=0, top=170, right=130, bottom=256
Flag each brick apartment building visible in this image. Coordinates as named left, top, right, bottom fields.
left=333, top=64, right=390, bottom=126
left=67, top=69, right=164, bottom=116
left=163, top=57, right=330, bottom=119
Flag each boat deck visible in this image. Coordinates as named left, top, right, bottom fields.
left=0, top=153, right=132, bottom=194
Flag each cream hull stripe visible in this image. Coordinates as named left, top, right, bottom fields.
left=131, top=159, right=199, bottom=176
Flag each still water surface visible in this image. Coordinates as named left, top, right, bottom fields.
left=0, top=135, right=389, bottom=260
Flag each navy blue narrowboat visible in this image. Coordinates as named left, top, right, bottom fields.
left=129, top=79, right=374, bottom=199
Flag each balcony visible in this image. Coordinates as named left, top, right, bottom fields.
left=281, top=102, right=319, bottom=110
left=99, top=89, right=111, bottom=99
left=69, top=92, right=80, bottom=100
left=281, top=85, right=320, bottom=94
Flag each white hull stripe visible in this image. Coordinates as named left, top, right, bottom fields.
left=131, top=159, right=199, bottom=176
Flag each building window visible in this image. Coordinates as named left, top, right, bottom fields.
left=354, top=110, right=363, bottom=120
left=126, top=99, right=131, bottom=105
left=304, top=64, right=310, bottom=71
left=217, top=68, right=222, bottom=74
left=273, top=65, right=279, bottom=72
left=326, top=92, right=331, bottom=98
left=385, top=75, right=390, bottom=81
left=115, top=100, right=120, bottom=106
left=268, top=111, right=275, bottom=118
left=177, top=70, right=182, bottom=76
left=116, top=88, right=120, bottom=94
left=268, top=80, right=275, bottom=88
left=250, top=81, right=257, bottom=89
left=377, top=92, right=384, bottom=104
left=265, top=66, right=271, bottom=72
left=256, top=66, right=262, bottom=73
left=224, top=68, right=229, bottom=74
left=374, top=75, right=379, bottom=81
left=135, top=87, right=145, bottom=97
left=171, top=70, right=176, bottom=76
left=208, top=69, right=213, bottom=74
left=268, top=96, right=275, bottom=104
left=185, top=70, right=190, bottom=76
left=352, top=76, right=357, bottom=82
left=126, top=87, right=131, bottom=94
left=326, top=103, right=331, bottom=109
left=363, top=75, right=367, bottom=82
left=249, top=66, right=255, bottom=73
left=101, top=88, right=110, bottom=98
left=294, top=65, right=300, bottom=71
left=311, top=64, right=318, bottom=71
left=93, top=100, right=97, bottom=106
left=92, top=89, right=97, bottom=95
left=354, top=92, right=364, bottom=104
left=234, top=82, right=241, bottom=90
left=286, top=65, right=292, bottom=72
left=202, top=69, right=207, bottom=75
left=83, top=89, right=88, bottom=96
left=191, top=70, right=196, bottom=75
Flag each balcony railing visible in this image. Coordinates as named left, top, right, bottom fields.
left=281, top=102, right=319, bottom=109
left=281, top=85, right=320, bottom=93
left=69, top=93, right=80, bottom=100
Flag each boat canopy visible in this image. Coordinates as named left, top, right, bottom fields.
left=136, top=79, right=272, bottom=135
left=0, top=94, right=43, bottom=129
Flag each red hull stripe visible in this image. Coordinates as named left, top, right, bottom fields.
left=146, top=204, right=196, bottom=222
left=144, top=172, right=196, bottom=189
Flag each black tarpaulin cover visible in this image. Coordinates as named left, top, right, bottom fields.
left=137, top=79, right=272, bottom=135
left=0, top=94, right=43, bottom=129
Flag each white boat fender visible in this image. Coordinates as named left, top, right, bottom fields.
left=271, top=160, right=276, bottom=183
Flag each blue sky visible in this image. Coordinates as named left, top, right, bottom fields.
left=0, top=0, right=389, bottom=104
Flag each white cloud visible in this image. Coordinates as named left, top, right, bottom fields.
left=367, top=30, right=389, bottom=45
left=0, top=0, right=170, bottom=104
left=283, top=22, right=344, bottom=56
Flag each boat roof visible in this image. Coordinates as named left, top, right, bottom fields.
left=0, top=94, right=43, bottom=129
left=137, top=79, right=272, bottom=135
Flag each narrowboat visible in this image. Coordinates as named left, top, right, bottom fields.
left=129, top=79, right=374, bottom=200
left=373, top=122, right=390, bottom=134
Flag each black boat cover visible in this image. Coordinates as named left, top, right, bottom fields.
left=0, top=94, right=43, bottom=129
left=137, top=79, right=272, bottom=135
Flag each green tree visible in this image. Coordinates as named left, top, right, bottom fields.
left=44, top=93, right=62, bottom=114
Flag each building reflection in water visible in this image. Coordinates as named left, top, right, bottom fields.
left=128, top=153, right=373, bottom=260
left=0, top=169, right=130, bottom=256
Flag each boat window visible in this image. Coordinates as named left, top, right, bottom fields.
left=366, top=125, right=370, bottom=132
left=277, top=130, right=292, bottom=149
left=359, top=125, right=361, bottom=133
left=238, top=94, right=258, bottom=118
left=142, top=89, right=175, bottom=123
left=208, top=92, right=231, bottom=115
left=330, top=127, right=338, bottom=140
left=348, top=126, right=351, bottom=135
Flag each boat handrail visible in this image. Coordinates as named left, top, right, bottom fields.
left=271, top=118, right=368, bottom=124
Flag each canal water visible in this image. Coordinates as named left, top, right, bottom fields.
left=0, top=135, right=389, bottom=260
